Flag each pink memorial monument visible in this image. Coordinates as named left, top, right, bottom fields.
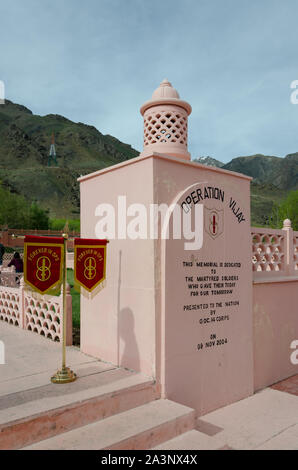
left=79, top=80, right=256, bottom=414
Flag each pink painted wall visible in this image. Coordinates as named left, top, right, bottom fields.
left=253, top=279, right=298, bottom=391
left=80, top=157, right=157, bottom=377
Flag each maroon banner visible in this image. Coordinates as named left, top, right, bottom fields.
left=74, top=238, right=108, bottom=292
left=24, top=235, right=64, bottom=294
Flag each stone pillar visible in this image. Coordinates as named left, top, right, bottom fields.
left=282, top=218, right=295, bottom=276
left=19, top=277, right=25, bottom=329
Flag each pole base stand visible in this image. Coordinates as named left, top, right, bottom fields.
left=51, top=366, right=77, bottom=384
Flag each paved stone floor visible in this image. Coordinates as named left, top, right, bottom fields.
left=199, top=383, right=298, bottom=450
left=271, top=374, right=298, bottom=397
left=0, top=320, right=99, bottom=395
left=1, top=321, right=298, bottom=450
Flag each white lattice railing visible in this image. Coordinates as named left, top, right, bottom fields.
left=252, top=228, right=285, bottom=275
left=0, top=286, right=21, bottom=327
left=0, top=278, right=72, bottom=344
left=0, top=267, right=23, bottom=287
left=252, top=219, right=298, bottom=279
left=24, top=289, right=63, bottom=342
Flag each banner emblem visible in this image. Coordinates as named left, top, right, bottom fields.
left=24, top=236, right=64, bottom=294
left=36, top=256, right=51, bottom=281
left=74, top=239, right=108, bottom=292
left=84, top=257, right=96, bottom=280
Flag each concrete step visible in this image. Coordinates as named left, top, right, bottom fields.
left=23, top=399, right=196, bottom=450
left=0, top=362, right=159, bottom=450
left=153, top=430, right=226, bottom=450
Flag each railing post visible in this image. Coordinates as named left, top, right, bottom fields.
left=282, top=219, right=294, bottom=276
left=19, top=276, right=25, bottom=329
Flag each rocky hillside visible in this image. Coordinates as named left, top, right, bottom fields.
left=194, top=153, right=298, bottom=226
left=223, top=153, right=298, bottom=191
left=1, top=99, right=297, bottom=226
left=0, top=100, right=139, bottom=218
left=196, top=153, right=298, bottom=191
left=193, top=156, right=224, bottom=168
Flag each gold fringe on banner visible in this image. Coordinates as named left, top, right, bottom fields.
left=73, top=279, right=107, bottom=299
left=23, top=283, right=62, bottom=298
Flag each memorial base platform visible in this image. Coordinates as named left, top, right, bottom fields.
left=1, top=322, right=298, bottom=450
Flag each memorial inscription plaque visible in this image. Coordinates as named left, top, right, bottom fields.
left=162, top=181, right=253, bottom=415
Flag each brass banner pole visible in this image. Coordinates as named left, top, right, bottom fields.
left=51, top=233, right=76, bottom=384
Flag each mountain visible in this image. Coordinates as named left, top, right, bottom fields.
left=193, top=153, right=298, bottom=226
left=223, top=153, right=298, bottom=190
left=194, top=153, right=298, bottom=192
left=193, top=156, right=224, bottom=168
left=1, top=99, right=297, bottom=226
left=0, top=100, right=139, bottom=218
left=221, top=153, right=298, bottom=225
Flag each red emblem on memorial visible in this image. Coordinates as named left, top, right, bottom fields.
left=74, top=238, right=108, bottom=292
left=24, top=235, right=64, bottom=294
left=204, top=207, right=224, bottom=239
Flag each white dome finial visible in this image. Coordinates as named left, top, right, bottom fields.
left=283, top=219, right=291, bottom=229
left=151, top=79, right=180, bottom=100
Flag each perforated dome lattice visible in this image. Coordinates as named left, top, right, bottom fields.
left=143, top=109, right=187, bottom=147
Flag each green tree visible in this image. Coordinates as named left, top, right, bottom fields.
left=0, top=185, right=49, bottom=229
left=0, top=186, right=29, bottom=228
left=28, top=203, right=49, bottom=230
left=271, top=190, right=298, bottom=230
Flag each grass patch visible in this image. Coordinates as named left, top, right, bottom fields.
left=50, top=218, right=80, bottom=231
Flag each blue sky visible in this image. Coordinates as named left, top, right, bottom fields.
left=1, top=0, right=298, bottom=162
